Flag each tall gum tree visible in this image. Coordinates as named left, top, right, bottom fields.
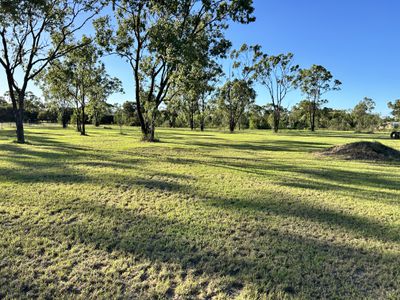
left=175, top=61, right=221, bottom=131
left=217, top=44, right=256, bottom=133
left=295, top=65, right=341, bottom=132
left=38, top=37, right=122, bottom=135
left=217, top=79, right=256, bottom=133
left=252, top=50, right=299, bottom=133
left=94, top=0, right=255, bottom=141
left=0, top=0, right=103, bottom=143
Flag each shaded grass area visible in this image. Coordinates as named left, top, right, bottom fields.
left=0, top=126, right=399, bottom=299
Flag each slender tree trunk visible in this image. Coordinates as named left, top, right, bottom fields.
left=95, top=114, right=100, bottom=127
left=133, top=61, right=146, bottom=135
left=189, top=112, right=194, bottom=130
left=229, top=117, right=235, bottom=133
left=200, top=97, right=205, bottom=132
left=75, top=102, right=81, bottom=132
left=81, top=104, right=86, bottom=135
left=61, top=109, right=67, bottom=128
left=273, top=108, right=280, bottom=133
left=76, top=115, right=81, bottom=132
left=310, top=102, right=316, bottom=132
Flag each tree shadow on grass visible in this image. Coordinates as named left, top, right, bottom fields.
left=3, top=196, right=399, bottom=298
left=170, top=139, right=332, bottom=152
left=201, top=192, right=400, bottom=244
left=187, top=154, right=400, bottom=205
left=278, top=130, right=390, bottom=140
left=0, top=139, right=144, bottom=184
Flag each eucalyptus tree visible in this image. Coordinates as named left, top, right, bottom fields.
left=39, top=37, right=122, bottom=135
left=177, top=61, right=221, bottom=130
left=216, top=44, right=257, bottom=133
left=113, top=103, right=125, bottom=134
left=295, top=65, right=341, bottom=131
left=388, top=99, right=400, bottom=121
left=198, top=63, right=221, bottom=131
left=38, top=62, right=72, bottom=128
left=120, top=101, right=139, bottom=126
left=252, top=51, right=299, bottom=132
left=164, top=97, right=181, bottom=128
left=94, top=0, right=255, bottom=141
left=87, top=71, right=123, bottom=127
left=87, top=97, right=111, bottom=127
left=0, top=0, right=103, bottom=143
left=217, top=79, right=256, bottom=133
left=352, top=97, right=379, bottom=132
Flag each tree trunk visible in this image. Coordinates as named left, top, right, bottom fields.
left=189, top=113, right=194, bottom=130
left=138, top=109, right=148, bottom=137
left=149, top=125, right=155, bottom=142
left=81, top=105, right=86, bottom=135
left=5, top=71, right=26, bottom=143
left=147, top=119, right=156, bottom=142
left=75, top=102, right=81, bottom=132
left=229, top=118, right=235, bottom=133
left=143, top=111, right=157, bottom=142
left=15, top=109, right=25, bottom=143
left=61, top=109, right=68, bottom=128
left=310, top=103, right=316, bottom=132
left=273, top=108, right=280, bottom=133
left=9, top=91, right=26, bottom=143
left=76, top=115, right=81, bottom=132
left=200, top=97, right=206, bottom=132
left=14, top=92, right=26, bottom=143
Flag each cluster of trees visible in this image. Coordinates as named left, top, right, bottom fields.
left=0, top=1, right=396, bottom=143
left=0, top=0, right=258, bottom=142
left=158, top=96, right=387, bottom=132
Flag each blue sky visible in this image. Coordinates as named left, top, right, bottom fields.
left=225, top=0, right=400, bottom=116
left=1, top=0, right=400, bottom=116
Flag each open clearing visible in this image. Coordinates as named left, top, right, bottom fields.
left=0, top=126, right=399, bottom=299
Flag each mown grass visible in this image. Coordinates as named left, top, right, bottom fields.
left=0, top=125, right=399, bottom=299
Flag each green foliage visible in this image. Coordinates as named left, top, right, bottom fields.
left=39, top=37, right=122, bottom=134
left=388, top=99, right=400, bottom=121
left=252, top=49, right=299, bottom=132
left=352, top=97, right=380, bottom=132
left=0, top=0, right=104, bottom=142
left=113, top=103, right=125, bottom=134
left=249, top=105, right=272, bottom=129
left=121, top=101, right=140, bottom=126
left=217, top=79, right=256, bottom=132
left=94, top=0, right=255, bottom=141
left=295, top=65, right=341, bottom=131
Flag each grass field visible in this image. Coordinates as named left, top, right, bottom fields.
left=0, top=125, right=399, bottom=299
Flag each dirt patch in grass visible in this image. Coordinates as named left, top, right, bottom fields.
left=319, top=141, right=400, bottom=161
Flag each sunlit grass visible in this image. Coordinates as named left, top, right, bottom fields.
left=0, top=125, right=399, bottom=299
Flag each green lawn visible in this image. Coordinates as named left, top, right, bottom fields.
left=0, top=125, right=399, bottom=299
